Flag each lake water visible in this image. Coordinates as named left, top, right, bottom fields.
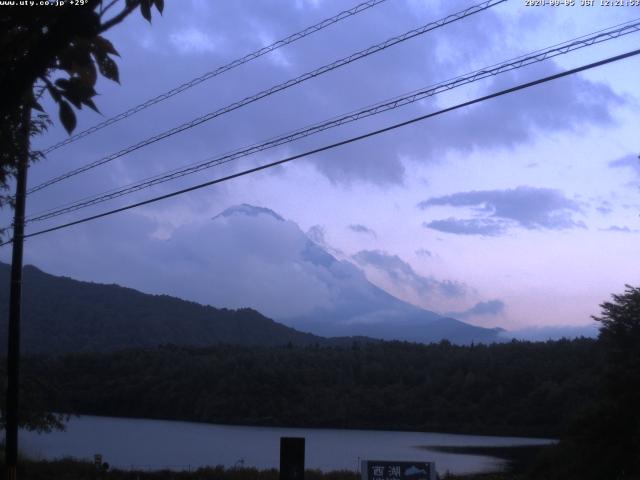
left=20, top=416, right=554, bottom=475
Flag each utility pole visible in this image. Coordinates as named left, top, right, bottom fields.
left=5, top=103, right=31, bottom=480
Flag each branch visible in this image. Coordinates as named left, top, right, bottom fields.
left=100, top=0, right=120, bottom=18
left=98, top=2, right=137, bottom=33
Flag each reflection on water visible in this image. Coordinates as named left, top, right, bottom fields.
left=20, top=415, right=554, bottom=475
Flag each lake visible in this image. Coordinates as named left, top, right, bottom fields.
left=20, top=416, right=554, bottom=475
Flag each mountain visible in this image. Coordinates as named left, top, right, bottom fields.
left=208, top=204, right=502, bottom=344
left=0, top=262, right=333, bottom=354
left=279, top=235, right=501, bottom=343
left=0, top=204, right=502, bottom=349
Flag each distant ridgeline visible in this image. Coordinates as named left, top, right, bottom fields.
left=0, top=262, right=340, bottom=354
left=8, top=339, right=600, bottom=438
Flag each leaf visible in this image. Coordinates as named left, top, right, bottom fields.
left=58, top=77, right=95, bottom=109
left=97, top=56, right=119, bottom=83
left=46, top=84, right=61, bottom=102
left=140, top=0, right=152, bottom=21
left=83, top=97, right=100, bottom=113
left=55, top=78, right=70, bottom=90
left=94, top=36, right=119, bottom=57
left=61, top=85, right=82, bottom=109
left=28, top=93, right=44, bottom=113
left=59, top=100, right=77, bottom=134
left=77, top=62, right=98, bottom=87
left=154, top=0, right=164, bottom=14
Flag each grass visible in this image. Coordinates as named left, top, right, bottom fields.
left=0, top=458, right=522, bottom=480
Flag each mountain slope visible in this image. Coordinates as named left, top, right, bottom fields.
left=0, top=204, right=502, bottom=350
left=0, top=263, right=328, bottom=354
left=209, top=204, right=501, bottom=344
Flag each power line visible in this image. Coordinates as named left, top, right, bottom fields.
left=27, top=0, right=506, bottom=195
left=24, top=18, right=640, bottom=224
left=3, top=47, right=637, bottom=247
left=40, top=0, right=391, bottom=155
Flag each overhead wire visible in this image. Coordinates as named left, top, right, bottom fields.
left=2, top=47, right=637, bottom=247
left=40, top=0, right=391, bottom=155
left=23, top=18, right=640, bottom=224
left=27, top=0, right=506, bottom=195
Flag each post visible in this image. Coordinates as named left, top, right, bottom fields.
left=279, top=437, right=305, bottom=480
left=4, top=103, right=31, bottom=480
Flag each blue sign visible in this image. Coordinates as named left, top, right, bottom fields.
left=361, top=460, right=436, bottom=480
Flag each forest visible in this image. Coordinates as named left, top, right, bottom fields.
left=9, top=338, right=599, bottom=438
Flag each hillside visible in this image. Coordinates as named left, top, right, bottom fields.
left=0, top=262, right=329, bottom=354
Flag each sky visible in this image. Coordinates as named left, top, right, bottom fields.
left=1, top=0, right=639, bottom=332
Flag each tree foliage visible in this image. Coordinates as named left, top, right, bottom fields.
left=0, top=0, right=164, bottom=430
left=0, top=0, right=164, bottom=212
left=3, top=338, right=601, bottom=438
left=531, top=285, right=640, bottom=480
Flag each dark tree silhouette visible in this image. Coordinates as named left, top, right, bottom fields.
left=0, top=0, right=164, bottom=213
left=0, top=0, right=164, bottom=431
left=591, top=285, right=640, bottom=478
left=532, top=285, right=640, bottom=480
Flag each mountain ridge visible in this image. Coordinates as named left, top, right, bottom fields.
left=0, top=204, right=503, bottom=352
left=0, top=259, right=499, bottom=354
left=0, top=262, right=358, bottom=354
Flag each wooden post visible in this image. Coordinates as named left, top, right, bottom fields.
left=280, top=437, right=305, bottom=480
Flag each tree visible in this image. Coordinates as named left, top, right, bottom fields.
left=0, top=0, right=164, bottom=214
left=591, top=285, right=640, bottom=478
left=531, top=285, right=640, bottom=480
left=0, top=0, right=164, bottom=435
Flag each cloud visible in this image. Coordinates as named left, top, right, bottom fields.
left=169, top=27, right=220, bottom=54
left=423, top=218, right=507, bottom=236
left=348, top=224, right=377, bottom=238
left=415, top=248, right=432, bottom=258
left=352, top=249, right=466, bottom=298
left=609, top=154, right=640, bottom=179
left=609, top=155, right=640, bottom=189
left=419, top=186, right=585, bottom=235
left=27, top=0, right=628, bottom=203
left=600, top=225, right=638, bottom=233
left=306, top=224, right=344, bottom=258
left=446, top=299, right=505, bottom=319
left=307, top=224, right=327, bottom=245
left=596, top=200, right=613, bottom=215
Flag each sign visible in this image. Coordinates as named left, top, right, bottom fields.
left=361, top=461, right=436, bottom=480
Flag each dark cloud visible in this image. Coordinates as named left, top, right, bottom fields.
left=423, top=60, right=622, bottom=157
left=423, top=218, right=507, bottom=236
left=415, top=248, right=432, bottom=258
left=352, top=249, right=466, bottom=298
left=419, top=186, right=585, bottom=234
left=348, top=224, right=376, bottom=238
left=446, top=299, right=505, bottom=319
left=22, top=0, right=626, bottom=206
